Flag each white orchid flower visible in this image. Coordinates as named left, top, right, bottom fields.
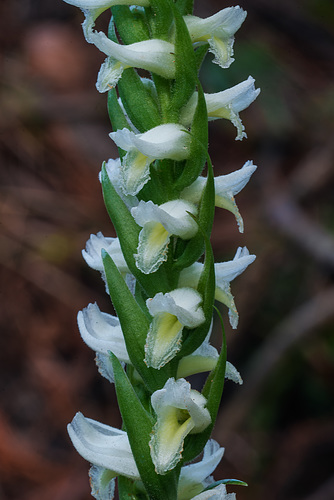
left=78, top=303, right=129, bottom=361
left=131, top=199, right=198, bottom=274
left=191, top=483, right=236, bottom=500
left=145, top=287, right=205, bottom=369
left=100, top=158, right=139, bottom=209
left=177, top=328, right=243, bottom=385
left=68, top=412, right=140, bottom=479
left=183, top=6, right=247, bottom=69
left=109, top=125, right=191, bottom=195
left=178, top=440, right=225, bottom=500
left=181, top=160, right=257, bottom=232
left=82, top=232, right=129, bottom=274
left=89, top=464, right=116, bottom=500
left=150, top=378, right=211, bottom=474
left=93, top=36, right=175, bottom=91
left=63, top=0, right=150, bottom=43
left=180, top=77, right=260, bottom=140
left=179, top=247, right=256, bottom=329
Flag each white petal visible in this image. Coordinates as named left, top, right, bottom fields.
left=68, top=413, right=140, bottom=479
left=225, top=362, right=243, bottom=385
left=102, top=158, right=139, bottom=209
left=132, top=200, right=198, bottom=274
left=77, top=303, right=129, bottom=361
left=135, top=221, right=170, bottom=274
left=184, top=7, right=247, bottom=69
left=147, top=288, right=205, bottom=328
left=178, top=440, right=225, bottom=500
left=145, top=288, right=205, bottom=368
left=96, top=57, right=126, bottom=91
left=180, top=160, right=257, bottom=231
left=180, top=77, right=260, bottom=138
left=132, top=200, right=198, bottom=238
left=215, top=246, right=256, bottom=283
left=184, top=7, right=246, bottom=42
left=82, top=233, right=129, bottom=274
left=110, top=124, right=191, bottom=161
left=89, top=465, right=116, bottom=500
left=88, top=32, right=176, bottom=79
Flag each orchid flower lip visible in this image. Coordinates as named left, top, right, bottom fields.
left=145, top=287, right=205, bottom=369
left=149, top=378, right=211, bottom=474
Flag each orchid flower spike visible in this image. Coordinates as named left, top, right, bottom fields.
left=63, top=0, right=150, bottom=41
left=150, top=378, right=211, bottom=474
left=131, top=199, right=198, bottom=274
left=178, top=440, right=225, bottom=500
left=183, top=6, right=247, bottom=69
left=145, top=287, right=205, bottom=369
left=68, top=412, right=140, bottom=479
left=110, top=124, right=191, bottom=195
left=180, top=77, right=260, bottom=140
left=181, top=160, right=257, bottom=232
left=179, top=247, right=256, bottom=329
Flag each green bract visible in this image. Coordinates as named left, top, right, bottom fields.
left=65, top=0, right=259, bottom=498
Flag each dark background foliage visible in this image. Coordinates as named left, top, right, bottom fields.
left=0, top=1, right=334, bottom=498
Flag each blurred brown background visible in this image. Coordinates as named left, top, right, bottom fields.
left=0, top=0, right=334, bottom=499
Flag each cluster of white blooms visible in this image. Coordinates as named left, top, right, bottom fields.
left=64, top=0, right=259, bottom=498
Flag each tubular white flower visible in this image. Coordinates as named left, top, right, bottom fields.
left=68, top=412, right=140, bottom=479
left=110, top=125, right=191, bottom=195
left=183, top=6, right=247, bottom=69
left=63, top=0, right=150, bottom=42
left=89, top=465, right=116, bottom=500
left=132, top=199, right=198, bottom=274
left=178, top=440, right=225, bottom=500
left=181, top=160, right=257, bottom=232
left=191, top=483, right=236, bottom=500
left=91, top=35, right=175, bottom=90
left=180, top=77, right=260, bottom=140
left=177, top=329, right=243, bottom=385
left=82, top=232, right=129, bottom=274
left=179, top=247, right=255, bottom=329
left=77, top=303, right=130, bottom=362
left=150, top=378, right=211, bottom=474
left=145, top=287, right=205, bottom=369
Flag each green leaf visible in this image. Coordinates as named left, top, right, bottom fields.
left=112, top=5, right=150, bottom=44
left=107, top=87, right=130, bottom=138
left=147, top=0, right=173, bottom=40
left=102, top=251, right=172, bottom=391
left=169, top=4, right=197, bottom=115
left=118, top=69, right=162, bottom=132
left=173, top=145, right=215, bottom=270
left=174, top=82, right=208, bottom=192
left=111, top=354, right=179, bottom=500
left=101, top=163, right=171, bottom=296
left=205, top=479, right=248, bottom=490
left=174, top=0, right=194, bottom=15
